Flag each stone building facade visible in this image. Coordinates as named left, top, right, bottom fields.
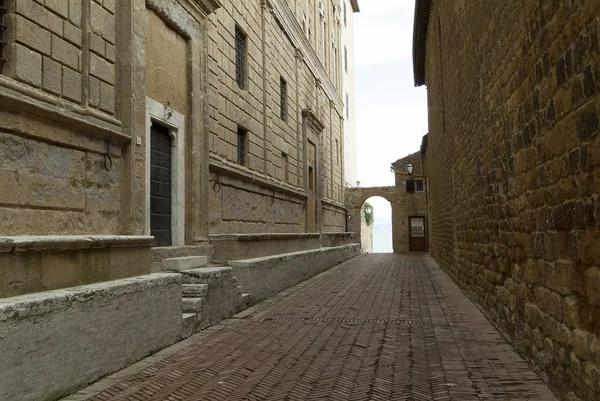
left=414, top=0, right=600, bottom=399
left=341, top=0, right=358, bottom=188
left=0, top=1, right=360, bottom=399
left=0, top=0, right=354, bottom=294
left=346, top=151, right=428, bottom=253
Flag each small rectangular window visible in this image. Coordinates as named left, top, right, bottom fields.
left=235, top=25, right=247, bottom=89
left=344, top=46, right=348, bottom=73
left=346, top=93, right=350, bottom=119
left=280, top=77, right=287, bottom=120
left=0, top=0, right=7, bottom=74
left=416, top=179, right=424, bottom=192
left=237, top=127, right=247, bottom=166
left=406, top=180, right=415, bottom=193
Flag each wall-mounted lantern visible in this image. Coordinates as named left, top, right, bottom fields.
left=405, top=163, right=414, bottom=175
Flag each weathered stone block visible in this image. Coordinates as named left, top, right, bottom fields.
left=68, top=0, right=81, bottom=26
left=0, top=274, right=181, bottom=401
left=41, top=251, right=81, bottom=290
left=45, top=0, right=69, bottom=18
left=89, top=76, right=100, bottom=106
left=0, top=169, right=19, bottom=205
left=52, top=34, right=80, bottom=70
left=90, top=0, right=115, bottom=43
left=42, top=56, right=62, bottom=95
left=99, top=81, right=114, bottom=113
left=16, top=0, right=62, bottom=35
left=564, top=295, right=580, bottom=329
left=63, top=22, right=82, bottom=48
left=585, top=267, right=600, bottom=305
left=12, top=43, right=42, bottom=86
left=89, top=52, right=114, bottom=84
left=546, top=260, right=573, bottom=295
left=14, top=14, right=51, bottom=55
left=62, top=66, right=82, bottom=102
left=573, top=329, right=591, bottom=361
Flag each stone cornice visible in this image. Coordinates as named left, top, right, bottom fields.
left=209, top=156, right=308, bottom=200
left=268, top=0, right=344, bottom=111
left=0, top=76, right=128, bottom=144
left=185, top=0, right=221, bottom=16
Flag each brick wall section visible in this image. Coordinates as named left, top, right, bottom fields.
left=423, top=1, right=600, bottom=399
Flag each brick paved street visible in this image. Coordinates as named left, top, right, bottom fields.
left=64, top=254, right=557, bottom=401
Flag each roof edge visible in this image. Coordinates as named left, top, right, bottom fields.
left=412, top=0, right=431, bottom=87
left=350, top=0, right=359, bottom=12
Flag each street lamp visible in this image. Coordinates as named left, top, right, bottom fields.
left=405, top=163, right=414, bottom=175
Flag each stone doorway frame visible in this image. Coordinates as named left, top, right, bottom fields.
left=145, top=97, right=186, bottom=246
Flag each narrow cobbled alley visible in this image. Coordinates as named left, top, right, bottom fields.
left=64, top=254, right=557, bottom=401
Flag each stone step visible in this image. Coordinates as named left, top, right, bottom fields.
left=236, top=285, right=243, bottom=293
left=182, top=313, right=197, bottom=338
left=181, top=266, right=232, bottom=284
left=241, top=293, right=250, bottom=300
left=182, top=284, right=208, bottom=298
left=182, top=297, right=204, bottom=313
left=162, top=256, right=208, bottom=272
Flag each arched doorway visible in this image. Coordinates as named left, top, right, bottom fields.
left=360, top=196, right=393, bottom=253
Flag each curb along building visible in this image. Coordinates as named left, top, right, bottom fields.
left=0, top=1, right=360, bottom=400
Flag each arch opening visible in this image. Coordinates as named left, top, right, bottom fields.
left=360, top=196, right=392, bottom=254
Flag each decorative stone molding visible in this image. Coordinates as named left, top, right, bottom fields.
left=302, top=109, right=326, bottom=132
left=209, top=156, right=308, bottom=200
left=0, top=235, right=153, bottom=253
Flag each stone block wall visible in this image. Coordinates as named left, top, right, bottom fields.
left=206, top=0, right=347, bottom=234
left=5, top=0, right=116, bottom=113
left=422, top=1, right=600, bottom=399
left=0, top=273, right=181, bottom=401
left=0, top=236, right=152, bottom=298
left=0, top=0, right=121, bottom=235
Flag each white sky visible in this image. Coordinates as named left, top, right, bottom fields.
left=354, top=1, right=428, bottom=252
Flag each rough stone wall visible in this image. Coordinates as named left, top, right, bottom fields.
left=206, top=0, right=346, bottom=234
left=423, top=1, right=600, bottom=399
left=0, top=0, right=120, bottom=235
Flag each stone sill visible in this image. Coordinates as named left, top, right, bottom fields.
left=0, top=236, right=154, bottom=254
left=210, top=233, right=321, bottom=241
left=0, top=76, right=128, bottom=144
left=322, top=198, right=347, bottom=209
left=209, top=156, right=308, bottom=200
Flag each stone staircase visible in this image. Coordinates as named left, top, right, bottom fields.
left=161, top=256, right=250, bottom=338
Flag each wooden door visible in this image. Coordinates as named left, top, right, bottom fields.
left=306, top=141, right=317, bottom=232
left=409, top=216, right=426, bottom=251
left=150, top=123, right=172, bottom=246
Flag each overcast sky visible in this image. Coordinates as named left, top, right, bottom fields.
left=354, top=1, right=428, bottom=252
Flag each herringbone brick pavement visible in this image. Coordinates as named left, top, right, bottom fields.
left=63, top=253, right=557, bottom=401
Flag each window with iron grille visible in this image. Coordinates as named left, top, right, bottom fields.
left=416, top=179, right=424, bottom=192
left=235, top=25, right=247, bottom=89
left=280, top=77, right=287, bottom=120
left=0, top=0, right=7, bottom=74
left=237, top=127, right=247, bottom=166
